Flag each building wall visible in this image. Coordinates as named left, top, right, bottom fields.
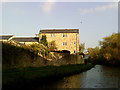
left=39, top=33, right=79, bottom=54
left=19, top=42, right=39, bottom=45
left=0, top=40, right=8, bottom=42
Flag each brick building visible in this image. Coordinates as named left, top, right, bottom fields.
left=38, top=29, right=80, bottom=54
left=12, top=37, right=39, bottom=45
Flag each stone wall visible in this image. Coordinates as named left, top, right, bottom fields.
left=3, top=52, right=84, bottom=69
left=53, top=54, right=84, bottom=66
left=39, top=33, right=79, bottom=54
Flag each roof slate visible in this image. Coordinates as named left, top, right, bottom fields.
left=0, top=35, right=14, bottom=40
left=12, top=37, right=39, bottom=42
left=39, top=29, right=79, bottom=33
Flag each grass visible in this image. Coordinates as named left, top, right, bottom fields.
left=3, top=63, right=94, bottom=89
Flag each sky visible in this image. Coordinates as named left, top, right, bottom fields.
left=1, top=1, right=118, bottom=49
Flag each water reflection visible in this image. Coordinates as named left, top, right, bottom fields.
left=37, top=65, right=120, bottom=88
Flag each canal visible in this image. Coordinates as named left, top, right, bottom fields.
left=36, top=65, right=120, bottom=88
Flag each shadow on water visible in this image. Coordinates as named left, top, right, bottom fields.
left=36, top=65, right=120, bottom=89
left=3, top=65, right=120, bottom=89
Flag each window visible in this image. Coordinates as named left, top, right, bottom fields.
left=74, top=50, right=76, bottom=53
left=51, top=34, right=55, bottom=37
left=62, top=33, right=67, bottom=37
left=62, top=42, right=67, bottom=46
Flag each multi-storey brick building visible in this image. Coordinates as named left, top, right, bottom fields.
left=38, top=29, right=80, bottom=54
left=1, top=29, right=80, bottom=54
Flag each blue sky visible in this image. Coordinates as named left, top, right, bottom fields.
left=1, top=2, right=118, bottom=48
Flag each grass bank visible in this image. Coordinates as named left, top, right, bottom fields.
left=3, top=63, right=94, bottom=89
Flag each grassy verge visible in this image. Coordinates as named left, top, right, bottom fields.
left=3, top=63, right=94, bottom=89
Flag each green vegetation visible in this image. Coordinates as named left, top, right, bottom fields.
left=87, top=46, right=102, bottom=64
left=2, top=41, right=83, bottom=69
left=27, top=43, right=50, bottom=57
left=3, top=63, right=94, bottom=89
left=2, top=42, right=49, bottom=69
left=2, top=34, right=94, bottom=89
left=48, top=40, right=57, bottom=51
left=40, top=35, right=48, bottom=47
left=87, top=33, right=120, bottom=66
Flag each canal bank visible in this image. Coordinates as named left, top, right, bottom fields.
left=3, top=63, right=94, bottom=89
left=36, top=65, right=120, bottom=88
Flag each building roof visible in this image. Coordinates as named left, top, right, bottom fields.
left=39, top=29, right=79, bottom=33
left=0, top=35, right=14, bottom=40
left=12, top=37, right=39, bottom=42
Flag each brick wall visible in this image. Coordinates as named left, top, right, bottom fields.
left=39, top=33, right=79, bottom=54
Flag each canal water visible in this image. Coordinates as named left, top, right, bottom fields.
left=37, top=65, right=120, bottom=88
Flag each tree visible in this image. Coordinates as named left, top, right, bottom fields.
left=29, top=43, right=50, bottom=57
left=85, top=33, right=120, bottom=65
left=79, top=43, right=85, bottom=53
left=87, top=47, right=101, bottom=62
left=40, top=35, right=48, bottom=47
left=99, top=33, right=120, bottom=65
left=48, top=40, right=57, bottom=51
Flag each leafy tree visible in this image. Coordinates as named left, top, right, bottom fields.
left=40, top=35, right=48, bottom=47
left=86, top=33, right=120, bottom=65
left=27, top=43, right=50, bottom=57
left=99, top=33, right=120, bottom=65
left=87, top=46, right=103, bottom=64
left=48, top=40, right=57, bottom=51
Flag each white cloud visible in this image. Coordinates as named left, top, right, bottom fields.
left=42, top=0, right=56, bottom=14
left=78, top=3, right=118, bottom=15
